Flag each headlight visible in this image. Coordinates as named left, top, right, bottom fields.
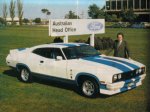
left=118, top=74, right=122, bottom=79
left=136, top=67, right=146, bottom=75
left=136, top=69, right=139, bottom=74
left=113, top=74, right=122, bottom=82
left=138, top=68, right=142, bottom=74
left=141, top=67, right=146, bottom=74
left=113, top=74, right=118, bottom=82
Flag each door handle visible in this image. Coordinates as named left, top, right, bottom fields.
left=40, top=60, right=44, bottom=63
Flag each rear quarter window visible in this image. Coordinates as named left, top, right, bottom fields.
left=32, top=48, right=65, bottom=59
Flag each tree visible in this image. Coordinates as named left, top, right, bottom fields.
left=120, top=9, right=137, bottom=23
left=0, top=17, right=6, bottom=26
left=9, top=0, right=15, bottom=25
left=41, top=8, right=51, bottom=19
left=88, top=4, right=99, bottom=19
left=33, top=18, right=41, bottom=24
left=97, top=9, right=105, bottom=19
left=41, top=8, right=51, bottom=24
left=23, top=18, right=29, bottom=24
left=3, top=3, right=8, bottom=24
left=111, top=14, right=119, bottom=22
left=65, top=11, right=79, bottom=19
left=105, top=13, right=112, bottom=22
left=17, top=0, right=23, bottom=25
left=46, top=11, right=51, bottom=16
left=88, top=4, right=105, bottom=19
left=41, top=8, right=48, bottom=14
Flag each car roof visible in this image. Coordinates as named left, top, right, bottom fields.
left=32, top=43, right=89, bottom=49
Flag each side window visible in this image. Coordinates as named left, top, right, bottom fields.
left=32, top=48, right=43, bottom=56
left=50, top=48, right=65, bottom=59
left=32, top=48, right=65, bottom=59
left=63, top=48, right=76, bottom=59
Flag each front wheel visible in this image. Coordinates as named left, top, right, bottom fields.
left=80, top=78, right=99, bottom=98
left=19, top=67, right=32, bottom=83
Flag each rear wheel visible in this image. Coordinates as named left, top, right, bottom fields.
left=80, top=78, right=99, bottom=98
left=19, top=67, right=32, bottom=83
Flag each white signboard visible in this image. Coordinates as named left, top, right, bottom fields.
left=49, top=19, right=105, bottom=36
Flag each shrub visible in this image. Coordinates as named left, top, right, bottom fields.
left=53, top=37, right=63, bottom=43
left=76, top=37, right=114, bottom=50
left=0, top=17, right=6, bottom=27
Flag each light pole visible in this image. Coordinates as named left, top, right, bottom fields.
left=76, top=0, right=79, bottom=19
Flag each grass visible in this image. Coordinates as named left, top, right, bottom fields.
left=0, top=26, right=149, bottom=112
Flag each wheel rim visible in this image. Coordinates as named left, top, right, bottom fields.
left=82, top=80, right=95, bottom=96
left=21, top=69, right=29, bottom=81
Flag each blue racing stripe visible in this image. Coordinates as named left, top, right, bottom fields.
left=55, top=43, right=77, bottom=47
left=55, top=43, right=87, bottom=47
left=103, top=57, right=139, bottom=70
left=18, top=48, right=26, bottom=51
left=82, top=56, right=131, bottom=72
left=77, top=43, right=87, bottom=46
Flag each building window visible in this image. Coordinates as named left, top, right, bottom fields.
left=128, top=0, right=133, bottom=9
left=135, top=0, right=140, bottom=9
left=141, top=0, right=146, bottom=9
left=106, top=1, right=110, bottom=10
left=123, top=0, right=127, bottom=9
left=117, top=0, right=122, bottom=10
left=147, top=0, right=150, bottom=9
left=112, top=1, right=116, bottom=10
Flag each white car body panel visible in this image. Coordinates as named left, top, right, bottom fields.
left=6, top=43, right=146, bottom=95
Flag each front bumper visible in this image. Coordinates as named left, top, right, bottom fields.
left=100, top=74, right=146, bottom=95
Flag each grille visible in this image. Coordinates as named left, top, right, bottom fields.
left=113, top=67, right=146, bottom=83
left=121, top=69, right=144, bottom=81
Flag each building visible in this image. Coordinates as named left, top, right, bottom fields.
left=6, top=17, right=19, bottom=25
left=105, top=0, right=150, bottom=22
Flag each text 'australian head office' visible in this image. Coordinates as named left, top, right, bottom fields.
left=49, top=19, right=105, bottom=36
left=52, top=21, right=76, bottom=33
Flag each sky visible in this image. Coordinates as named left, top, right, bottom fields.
left=0, top=0, right=106, bottom=19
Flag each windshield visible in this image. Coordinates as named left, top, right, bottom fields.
left=63, top=45, right=100, bottom=59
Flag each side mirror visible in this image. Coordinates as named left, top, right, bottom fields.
left=56, top=56, right=63, bottom=61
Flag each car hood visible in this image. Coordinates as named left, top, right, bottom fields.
left=68, top=55, right=144, bottom=76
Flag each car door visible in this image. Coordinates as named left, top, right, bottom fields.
left=46, top=48, right=68, bottom=79
left=31, top=47, right=68, bottom=79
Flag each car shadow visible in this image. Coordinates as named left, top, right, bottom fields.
left=3, top=68, right=111, bottom=99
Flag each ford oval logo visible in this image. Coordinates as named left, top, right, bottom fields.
left=88, top=22, right=103, bottom=31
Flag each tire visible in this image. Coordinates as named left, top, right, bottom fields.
left=80, top=78, right=99, bottom=98
left=19, top=67, right=32, bottom=83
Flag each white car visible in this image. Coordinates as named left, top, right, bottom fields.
left=6, top=43, right=146, bottom=97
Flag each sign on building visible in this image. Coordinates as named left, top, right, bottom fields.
left=49, top=19, right=105, bottom=37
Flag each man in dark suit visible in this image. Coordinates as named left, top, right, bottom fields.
left=113, top=32, right=130, bottom=59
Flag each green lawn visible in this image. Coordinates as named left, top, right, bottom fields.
left=0, top=26, right=149, bottom=112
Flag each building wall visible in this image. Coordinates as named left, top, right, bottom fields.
left=106, top=0, right=150, bottom=11
left=105, top=0, right=150, bottom=22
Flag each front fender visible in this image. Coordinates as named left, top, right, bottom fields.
left=75, top=72, right=100, bottom=86
left=16, top=63, right=31, bottom=72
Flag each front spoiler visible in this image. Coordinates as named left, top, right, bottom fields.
left=100, top=74, right=146, bottom=95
